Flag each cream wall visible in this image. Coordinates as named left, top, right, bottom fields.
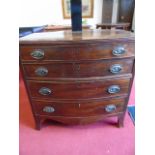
left=111, top=0, right=119, bottom=23
left=19, top=0, right=103, bottom=28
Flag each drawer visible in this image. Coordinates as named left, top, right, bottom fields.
left=20, top=42, right=134, bottom=61
left=33, top=98, right=125, bottom=117
left=27, top=78, right=130, bottom=100
left=23, top=59, right=133, bottom=79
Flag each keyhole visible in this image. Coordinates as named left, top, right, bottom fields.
left=79, top=104, right=81, bottom=108
left=121, top=16, right=124, bottom=19
left=77, top=64, right=80, bottom=71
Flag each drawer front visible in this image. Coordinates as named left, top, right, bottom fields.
left=20, top=42, right=134, bottom=61
left=27, top=78, right=130, bottom=100
left=33, top=98, right=125, bottom=116
left=23, top=59, right=133, bottom=79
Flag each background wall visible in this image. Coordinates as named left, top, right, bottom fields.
left=132, top=10, right=135, bottom=31
left=19, top=0, right=103, bottom=28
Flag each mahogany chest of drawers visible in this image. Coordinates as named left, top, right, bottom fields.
left=19, top=30, right=135, bottom=130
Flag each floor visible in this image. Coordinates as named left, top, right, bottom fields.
left=19, top=77, right=135, bottom=155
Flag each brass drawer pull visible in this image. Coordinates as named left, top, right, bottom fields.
left=105, top=104, right=116, bottom=112
left=43, top=106, right=55, bottom=113
left=110, top=64, right=122, bottom=74
left=108, top=85, right=120, bottom=94
left=39, top=87, right=52, bottom=95
left=35, top=67, right=48, bottom=76
left=112, top=46, right=126, bottom=56
left=31, top=49, right=44, bottom=59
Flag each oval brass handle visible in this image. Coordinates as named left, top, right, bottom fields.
left=39, top=87, right=51, bottom=95
left=35, top=67, right=48, bottom=76
left=110, top=64, right=122, bottom=74
left=105, top=104, right=116, bottom=112
left=112, top=46, right=126, bottom=56
left=108, top=85, right=120, bottom=94
left=43, top=106, right=55, bottom=113
left=31, top=49, right=44, bottom=59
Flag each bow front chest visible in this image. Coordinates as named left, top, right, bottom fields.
left=19, top=30, right=135, bottom=130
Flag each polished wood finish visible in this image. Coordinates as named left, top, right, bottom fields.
left=20, top=43, right=134, bottom=61
left=19, top=29, right=135, bottom=129
left=19, top=30, right=134, bottom=44
left=96, top=23, right=130, bottom=30
left=27, top=78, right=130, bottom=100
left=23, top=59, right=133, bottom=79
left=35, top=113, right=124, bottom=126
left=33, top=98, right=125, bottom=117
left=44, top=25, right=91, bottom=32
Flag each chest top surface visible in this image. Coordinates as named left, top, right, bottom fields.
left=19, top=29, right=134, bottom=45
